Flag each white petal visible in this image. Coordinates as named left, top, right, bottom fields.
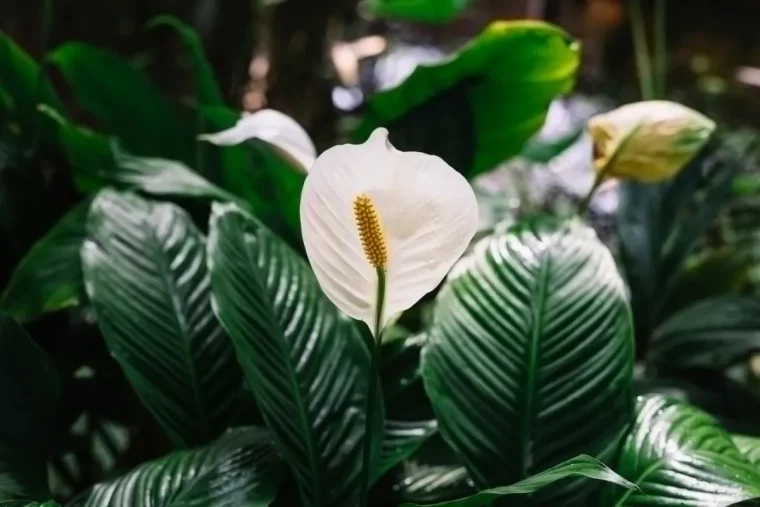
left=198, top=109, right=317, bottom=172
left=300, top=128, right=478, bottom=334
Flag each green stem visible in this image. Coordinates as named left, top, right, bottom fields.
left=359, top=267, right=385, bottom=507
left=629, top=0, right=655, bottom=100
left=577, top=171, right=605, bottom=216
left=654, top=0, right=667, bottom=97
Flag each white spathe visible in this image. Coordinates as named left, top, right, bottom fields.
left=300, top=128, right=478, bottom=334
left=198, top=109, right=317, bottom=172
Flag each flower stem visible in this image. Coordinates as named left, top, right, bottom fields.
left=359, top=267, right=386, bottom=507
left=577, top=171, right=605, bottom=216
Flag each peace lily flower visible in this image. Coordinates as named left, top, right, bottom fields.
left=198, top=109, right=317, bottom=172
left=588, top=100, right=716, bottom=183
left=300, top=127, right=478, bottom=337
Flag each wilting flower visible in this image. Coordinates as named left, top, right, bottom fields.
left=198, top=109, right=317, bottom=172
left=588, top=100, right=716, bottom=183
left=300, top=128, right=478, bottom=335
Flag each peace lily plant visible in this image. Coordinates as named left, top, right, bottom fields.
left=300, top=127, right=479, bottom=506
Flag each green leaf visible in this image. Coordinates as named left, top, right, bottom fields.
left=207, top=203, right=382, bottom=507
left=0, top=33, right=64, bottom=132
left=49, top=42, right=194, bottom=163
left=520, top=124, right=584, bottom=164
left=605, top=394, right=760, bottom=507
left=146, top=16, right=224, bottom=106
left=366, top=0, right=470, bottom=23
left=381, top=331, right=426, bottom=401
left=650, top=296, right=760, bottom=370
left=398, top=466, right=474, bottom=505
left=422, top=218, right=634, bottom=504
left=1, top=200, right=89, bottom=323
left=734, top=435, right=760, bottom=467
left=401, top=455, right=636, bottom=507
left=0, top=501, right=59, bottom=507
left=81, top=190, right=243, bottom=447
left=380, top=419, right=438, bottom=478
left=69, top=427, right=284, bottom=507
left=0, top=314, right=59, bottom=500
left=355, top=21, right=580, bottom=178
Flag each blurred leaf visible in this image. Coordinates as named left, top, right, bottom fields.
left=734, top=435, right=760, bottom=467
left=0, top=502, right=58, bottom=507
left=81, top=191, right=243, bottom=447
left=520, top=124, right=584, bottom=164
left=201, top=106, right=305, bottom=247
left=146, top=16, right=224, bottom=107
left=422, top=218, right=634, bottom=505
left=0, top=314, right=59, bottom=500
left=650, top=297, right=760, bottom=370
left=356, top=21, right=580, bottom=178
left=1, top=200, right=89, bottom=323
left=0, top=33, right=64, bottom=134
left=398, top=466, right=473, bottom=505
left=207, top=203, right=381, bottom=506
left=381, top=331, right=425, bottom=401
left=401, top=455, right=635, bottom=507
left=366, top=0, right=470, bottom=23
left=381, top=419, right=438, bottom=478
left=617, top=137, right=747, bottom=340
left=49, top=43, right=194, bottom=163
left=603, top=395, right=760, bottom=506
left=68, top=427, right=283, bottom=507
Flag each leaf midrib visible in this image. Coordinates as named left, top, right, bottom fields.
left=240, top=226, right=324, bottom=506
left=520, top=245, right=551, bottom=479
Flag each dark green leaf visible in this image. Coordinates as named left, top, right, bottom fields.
left=380, top=419, right=438, bottom=478
left=401, top=455, right=636, bottom=507
left=81, top=190, right=242, bottom=447
left=422, top=218, right=634, bottom=504
left=398, top=466, right=474, bottom=505
left=734, top=435, right=760, bottom=467
left=68, top=427, right=283, bottom=507
left=0, top=501, right=59, bottom=507
left=0, top=314, right=59, bottom=500
left=0, top=33, right=64, bottom=133
left=49, top=42, right=194, bottom=163
left=381, top=331, right=426, bottom=401
left=356, top=21, right=580, bottom=178
left=1, top=200, right=89, bottom=323
left=651, top=297, right=760, bottom=370
left=147, top=16, right=224, bottom=106
left=207, top=203, right=381, bottom=507
left=366, top=0, right=471, bottom=23
left=604, top=394, right=760, bottom=506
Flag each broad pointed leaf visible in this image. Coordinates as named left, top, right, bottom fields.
left=0, top=314, right=59, bottom=500
left=401, top=455, right=636, bottom=507
left=605, top=395, right=760, bottom=506
left=207, top=203, right=382, bottom=507
left=650, top=297, right=760, bottom=370
left=49, top=43, right=194, bottom=163
left=81, top=190, right=242, bottom=447
left=1, top=200, right=89, bottom=323
left=68, top=427, right=283, bottom=507
left=356, top=21, right=580, bottom=178
left=422, top=218, right=634, bottom=504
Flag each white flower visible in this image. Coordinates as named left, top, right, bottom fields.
left=198, top=109, right=317, bottom=172
left=588, top=100, right=716, bottom=183
left=300, top=128, right=478, bottom=335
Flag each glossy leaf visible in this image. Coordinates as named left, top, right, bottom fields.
left=0, top=314, right=59, bottom=500
left=356, top=21, right=580, bottom=178
left=398, top=466, right=474, bottom=505
left=605, top=394, right=760, bottom=506
left=1, top=200, right=89, bottom=323
left=207, top=203, right=381, bottom=506
left=81, top=190, right=242, bottom=447
left=147, top=15, right=224, bottom=106
left=381, top=331, right=426, bottom=401
left=651, top=297, right=760, bottom=370
left=49, top=42, right=194, bottom=163
left=401, top=455, right=635, bottom=507
left=366, top=0, right=470, bottom=23
left=0, top=33, right=64, bottom=132
left=68, top=427, right=283, bottom=507
left=422, top=218, right=634, bottom=504
left=734, top=435, right=760, bottom=467
left=380, top=419, right=438, bottom=478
